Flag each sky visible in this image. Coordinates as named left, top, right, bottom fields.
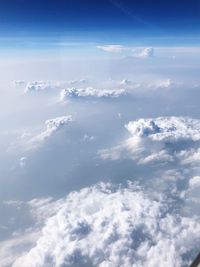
left=1, top=1, right=200, bottom=267
left=1, top=0, right=200, bottom=51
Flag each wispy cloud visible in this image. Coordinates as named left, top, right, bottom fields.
left=97, top=45, right=154, bottom=58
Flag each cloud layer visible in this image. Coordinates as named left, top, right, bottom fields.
left=12, top=182, right=200, bottom=267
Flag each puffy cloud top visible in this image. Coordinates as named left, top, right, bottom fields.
left=120, top=79, right=132, bottom=86
left=134, top=47, right=154, bottom=58
left=34, top=116, right=72, bottom=142
left=59, top=87, right=125, bottom=101
left=24, top=81, right=56, bottom=93
left=13, top=182, right=200, bottom=267
left=41, top=116, right=72, bottom=139
left=126, top=117, right=200, bottom=141
left=99, top=116, right=200, bottom=167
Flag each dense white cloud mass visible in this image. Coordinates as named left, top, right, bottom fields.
left=59, top=87, right=125, bottom=101
left=12, top=182, right=200, bottom=267
left=99, top=116, right=200, bottom=165
left=125, top=117, right=200, bottom=141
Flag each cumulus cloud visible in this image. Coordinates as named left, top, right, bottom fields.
left=120, top=79, right=132, bottom=86
left=99, top=116, right=200, bottom=166
left=125, top=116, right=200, bottom=141
left=12, top=182, right=200, bottom=267
left=133, top=47, right=154, bottom=58
left=59, top=87, right=125, bottom=101
left=29, top=116, right=72, bottom=146
left=189, top=176, right=200, bottom=189
left=24, top=81, right=59, bottom=93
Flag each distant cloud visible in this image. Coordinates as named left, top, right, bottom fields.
left=12, top=182, right=200, bottom=267
left=189, top=176, right=200, bottom=189
left=82, top=134, right=96, bottom=142
left=133, top=47, right=154, bottom=58
left=68, top=79, right=87, bottom=85
left=59, top=87, right=125, bottom=101
left=13, top=80, right=26, bottom=86
left=24, top=81, right=59, bottom=93
left=19, top=157, right=27, bottom=168
left=97, top=45, right=154, bottom=58
left=28, top=116, right=72, bottom=148
left=97, top=44, right=127, bottom=52
left=120, top=79, right=132, bottom=85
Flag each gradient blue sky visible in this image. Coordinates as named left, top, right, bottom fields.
left=1, top=0, right=200, bottom=50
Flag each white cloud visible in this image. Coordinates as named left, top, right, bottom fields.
left=125, top=116, right=200, bottom=141
left=12, top=182, right=200, bottom=267
left=0, top=231, right=38, bottom=267
left=99, top=116, right=200, bottom=165
left=177, top=148, right=200, bottom=165
left=59, top=87, right=125, bottom=101
left=68, top=79, right=87, bottom=85
left=19, top=157, right=27, bottom=168
left=24, top=81, right=58, bottom=93
left=82, top=134, right=96, bottom=142
left=13, top=80, right=26, bottom=86
left=120, top=79, right=132, bottom=86
left=189, top=176, right=200, bottom=189
left=36, top=116, right=72, bottom=141
left=137, top=150, right=174, bottom=165
left=97, top=45, right=154, bottom=59
left=133, top=47, right=154, bottom=58
left=97, top=45, right=127, bottom=53
left=29, top=116, right=72, bottom=146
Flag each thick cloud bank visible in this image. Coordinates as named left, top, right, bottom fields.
left=13, top=182, right=200, bottom=267
left=59, top=87, right=125, bottom=101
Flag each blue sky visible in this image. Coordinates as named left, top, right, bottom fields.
left=1, top=0, right=200, bottom=50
